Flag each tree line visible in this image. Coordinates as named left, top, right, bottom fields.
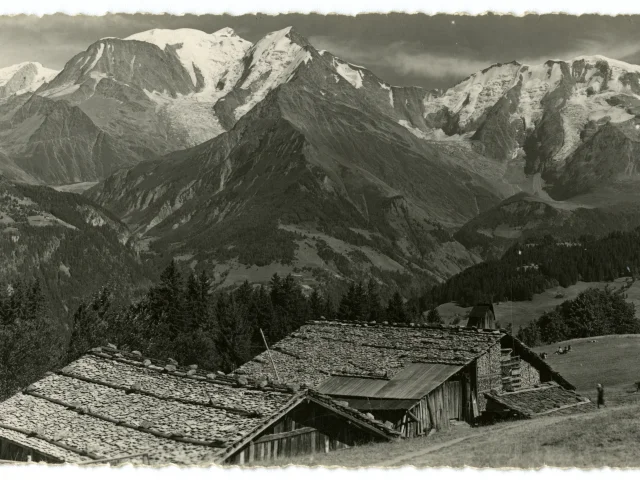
left=516, top=286, right=640, bottom=346
left=1, top=261, right=429, bottom=400
left=423, top=229, right=640, bottom=308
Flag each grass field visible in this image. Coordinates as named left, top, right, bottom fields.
left=437, top=278, right=630, bottom=332
left=532, top=334, right=640, bottom=396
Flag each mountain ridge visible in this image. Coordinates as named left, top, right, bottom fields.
left=3, top=26, right=640, bottom=294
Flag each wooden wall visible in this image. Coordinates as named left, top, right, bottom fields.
left=227, top=401, right=387, bottom=464
left=0, top=437, right=62, bottom=463
left=388, top=371, right=472, bottom=438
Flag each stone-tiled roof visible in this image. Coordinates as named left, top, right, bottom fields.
left=238, top=321, right=506, bottom=387
left=0, top=346, right=398, bottom=465
left=484, top=382, right=593, bottom=417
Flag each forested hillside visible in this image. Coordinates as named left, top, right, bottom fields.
left=0, top=177, right=153, bottom=326
left=423, top=229, right=640, bottom=308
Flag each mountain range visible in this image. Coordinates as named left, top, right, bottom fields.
left=2, top=26, right=640, bottom=298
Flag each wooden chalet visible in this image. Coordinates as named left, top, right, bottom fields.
left=0, top=347, right=398, bottom=466
left=238, top=321, right=585, bottom=437
left=466, top=303, right=496, bottom=329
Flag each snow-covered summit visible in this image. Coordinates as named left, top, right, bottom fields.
left=570, top=54, right=640, bottom=73
left=232, top=26, right=313, bottom=119
left=424, top=54, right=640, bottom=133
left=0, top=62, right=58, bottom=97
left=124, top=27, right=251, bottom=89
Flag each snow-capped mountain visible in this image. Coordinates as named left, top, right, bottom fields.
left=420, top=55, right=640, bottom=190
left=0, top=26, right=438, bottom=185
left=123, top=27, right=251, bottom=93
left=87, top=27, right=500, bottom=292
left=2, top=24, right=640, bottom=292
left=0, top=62, right=58, bottom=98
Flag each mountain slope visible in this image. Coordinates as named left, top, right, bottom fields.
left=454, top=191, right=640, bottom=259
left=88, top=28, right=508, bottom=292
left=0, top=93, right=146, bottom=184
left=0, top=28, right=252, bottom=184
left=0, top=175, right=151, bottom=322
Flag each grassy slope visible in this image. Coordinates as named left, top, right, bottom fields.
left=532, top=334, right=640, bottom=394
left=256, top=398, right=640, bottom=468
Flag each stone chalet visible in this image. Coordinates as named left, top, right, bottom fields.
left=0, top=347, right=398, bottom=465
left=238, top=321, right=592, bottom=436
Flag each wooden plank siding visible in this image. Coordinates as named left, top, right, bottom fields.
left=388, top=373, right=470, bottom=438
left=226, top=400, right=387, bottom=464
left=0, top=438, right=63, bottom=463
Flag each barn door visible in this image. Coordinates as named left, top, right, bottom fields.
left=446, top=381, right=463, bottom=420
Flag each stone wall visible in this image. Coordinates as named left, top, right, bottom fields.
left=519, top=359, right=541, bottom=388
left=475, top=343, right=502, bottom=411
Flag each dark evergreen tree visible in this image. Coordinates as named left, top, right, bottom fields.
left=386, top=292, right=408, bottom=324
left=0, top=279, right=65, bottom=400
left=148, top=260, right=187, bottom=338
left=365, top=279, right=384, bottom=323
left=309, top=289, right=324, bottom=320
left=214, top=294, right=252, bottom=371
left=426, top=308, right=442, bottom=324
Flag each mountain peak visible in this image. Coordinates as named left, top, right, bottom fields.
left=123, top=27, right=249, bottom=49
left=119, top=27, right=252, bottom=89
left=569, top=54, right=640, bottom=72
left=212, top=27, right=238, bottom=37
left=0, top=61, right=58, bottom=98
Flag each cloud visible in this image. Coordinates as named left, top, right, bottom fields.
left=385, top=50, right=493, bottom=80
left=311, top=33, right=640, bottom=88
left=521, top=37, right=640, bottom=65
left=310, top=35, right=491, bottom=83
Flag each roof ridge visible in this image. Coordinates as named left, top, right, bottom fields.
left=310, top=319, right=506, bottom=334
left=489, top=381, right=559, bottom=396
left=90, top=347, right=298, bottom=394
left=54, top=369, right=264, bottom=418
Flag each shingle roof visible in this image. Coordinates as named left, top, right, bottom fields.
left=318, top=363, right=463, bottom=402
left=317, top=376, right=389, bottom=398
left=0, top=346, right=399, bottom=465
left=238, top=321, right=505, bottom=387
left=484, top=382, right=593, bottom=417
left=373, top=363, right=464, bottom=400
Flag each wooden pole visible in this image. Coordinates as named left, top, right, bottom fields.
left=260, top=328, right=280, bottom=382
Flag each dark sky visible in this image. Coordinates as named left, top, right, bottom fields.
left=2, top=13, right=640, bottom=89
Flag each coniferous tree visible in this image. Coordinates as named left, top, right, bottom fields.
left=0, top=279, right=65, bottom=399
left=323, top=296, right=336, bottom=320
left=215, top=294, right=252, bottom=371
left=426, top=308, right=442, bottom=324
left=67, top=284, right=119, bottom=362
left=148, top=260, right=186, bottom=338
left=309, top=289, right=324, bottom=320
left=365, top=279, right=383, bottom=323
left=386, top=292, right=408, bottom=324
